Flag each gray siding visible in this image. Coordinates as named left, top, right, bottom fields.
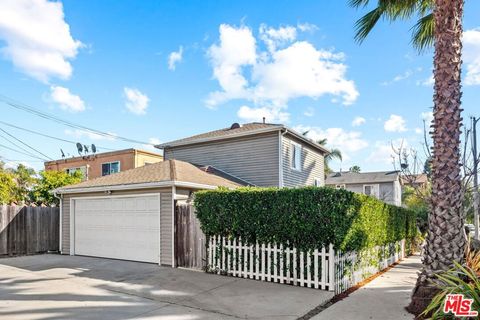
left=282, top=135, right=325, bottom=187
left=164, top=132, right=280, bottom=187
left=326, top=182, right=401, bottom=206
left=60, top=187, right=173, bottom=265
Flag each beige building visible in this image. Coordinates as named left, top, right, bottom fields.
left=44, top=148, right=163, bottom=180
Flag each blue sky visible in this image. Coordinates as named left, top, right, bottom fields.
left=0, top=0, right=479, bottom=172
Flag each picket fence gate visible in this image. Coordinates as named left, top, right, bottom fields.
left=208, top=236, right=406, bottom=294
left=208, top=236, right=336, bottom=291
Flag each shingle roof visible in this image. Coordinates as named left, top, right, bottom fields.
left=325, top=171, right=400, bottom=184
left=156, top=122, right=329, bottom=154
left=57, top=160, right=242, bottom=191
left=157, top=123, right=281, bottom=147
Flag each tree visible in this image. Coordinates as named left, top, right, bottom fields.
left=0, top=170, right=16, bottom=204
left=30, top=170, right=83, bottom=206
left=11, top=164, right=37, bottom=203
left=349, top=165, right=361, bottom=173
left=350, top=0, right=465, bottom=314
left=302, top=132, right=343, bottom=173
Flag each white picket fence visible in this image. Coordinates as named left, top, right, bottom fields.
left=208, top=236, right=335, bottom=290
left=334, top=239, right=405, bottom=294
left=207, top=236, right=407, bottom=294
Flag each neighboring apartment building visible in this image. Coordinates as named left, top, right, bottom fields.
left=44, top=148, right=163, bottom=180
left=325, top=171, right=402, bottom=206
left=157, top=122, right=328, bottom=187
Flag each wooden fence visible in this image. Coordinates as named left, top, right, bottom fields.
left=0, top=205, right=59, bottom=256
left=207, top=236, right=406, bottom=294
left=174, top=204, right=206, bottom=269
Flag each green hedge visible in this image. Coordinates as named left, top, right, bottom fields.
left=194, top=187, right=416, bottom=252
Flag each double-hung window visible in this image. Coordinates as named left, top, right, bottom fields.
left=363, top=184, right=379, bottom=198
left=102, top=161, right=120, bottom=176
left=291, top=142, right=302, bottom=171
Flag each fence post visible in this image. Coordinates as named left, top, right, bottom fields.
left=328, top=243, right=335, bottom=292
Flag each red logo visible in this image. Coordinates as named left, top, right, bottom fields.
left=443, top=294, right=478, bottom=317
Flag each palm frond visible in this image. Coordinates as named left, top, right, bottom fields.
left=411, top=13, right=434, bottom=52
left=354, top=6, right=386, bottom=43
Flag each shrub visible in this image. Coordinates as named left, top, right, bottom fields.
left=194, top=186, right=416, bottom=252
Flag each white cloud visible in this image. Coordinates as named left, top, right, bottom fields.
left=352, top=116, right=366, bottom=127
left=259, top=24, right=297, bottom=52
left=168, top=46, right=183, bottom=71
left=384, top=114, right=407, bottom=132
left=124, top=87, right=149, bottom=115
left=206, top=23, right=358, bottom=118
left=49, top=85, right=85, bottom=112
left=381, top=69, right=413, bottom=86
left=142, top=137, right=161, bottom=151
left=295, top=125, right=368, bottom=161
left=297, top=22, right=318, bottom=33
left=415, top=128, right=423, bottom=134
left=417, top=75, right=434, bottom=86
left=367, top=142, right=395, bottom=165
left=463, top=28, right=480, bottom=86
left=64, top=129, right=117, bottom=141
left=237, top=105, right=289, bottom=123
left=303, top=107, right=314, bottom=117
left=421, top=111, right=433, bottom=125
left=0, top=0, right=83, bottom=82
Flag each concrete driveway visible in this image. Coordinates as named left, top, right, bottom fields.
left=0, top=254, right=333, bottom=320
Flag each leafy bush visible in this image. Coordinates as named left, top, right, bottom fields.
left=422, top=261, right=480, bottom=319
left=194, top=187, right=416, bottom=252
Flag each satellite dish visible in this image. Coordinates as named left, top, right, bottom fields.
left=83, top=145, right=89, bottom=154
left=76, top=143, right=83, bottom=155
left=60, top=149, right=65, bottom=158
left=91, top=144, right=97, bottom=154
left=230, top=123, right=241, bottom=129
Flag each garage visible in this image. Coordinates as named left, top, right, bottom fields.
left=56, top=160, right=241, bottom=266
left=72, top=194, right=160, bottom=263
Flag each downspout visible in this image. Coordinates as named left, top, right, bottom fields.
left=53, top=190, right=63, bottom=254
left=279, top=128, right=288, bottom=187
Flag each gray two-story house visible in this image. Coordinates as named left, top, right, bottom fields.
left=157, top=122, right=329, bottom=188
left=325, top=171, right=402, bottom=206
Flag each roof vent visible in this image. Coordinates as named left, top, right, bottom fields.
left=230, top=123, right=241, bottom=129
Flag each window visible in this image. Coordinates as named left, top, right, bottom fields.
left=291, top=142, right=302, bottom=171
left=363, top=184, right=379, bottom=198
left=314, top=178, right=322, bottom=187
left=102, top=161, right=120, bottom=176
left=336, top=184, right=346, bottom=190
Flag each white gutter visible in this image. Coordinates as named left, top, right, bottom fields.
left=54, top=180, right=222, bottom=195
left=53, top=191, right=63, bottom=253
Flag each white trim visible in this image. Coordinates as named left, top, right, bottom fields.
left=69, top=198, right=74, bottom=255
left=159, top=193, right=162, bottom=266
left=56, top=180, right=219, bottom=194
left=101, top=160, right=121, bottom=176
left=59, top=197, right=63, bottom=254
left=69, top=193, right=162, bottom=264
left=278, top=131, right=284, bottom=187
left=171, top=186, right=176, bottom=267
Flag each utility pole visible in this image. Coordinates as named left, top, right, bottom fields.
left=472, top=116, right=479, bottom=240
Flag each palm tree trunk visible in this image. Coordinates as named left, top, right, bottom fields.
left=408, top=0, right=465, bottom=315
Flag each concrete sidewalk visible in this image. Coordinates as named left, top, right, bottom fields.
left=312, top=255, right=422, bottom=320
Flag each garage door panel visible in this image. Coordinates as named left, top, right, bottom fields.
left=74, top=195, right=160, bottom=263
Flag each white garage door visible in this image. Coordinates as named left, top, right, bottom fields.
left=73, top=194, right=160, bottom=263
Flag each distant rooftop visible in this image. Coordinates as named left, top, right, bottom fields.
left=156, top=122, right=329, bottom=154
left=44, top=148, right=162, bottom=165
left=326, top=171, right=400, bottom=184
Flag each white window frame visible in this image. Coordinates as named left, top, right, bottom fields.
left=363, top=184, right=379, bottom=198
left=101, top=161, right=121, bottom=176
left=336, top=184, right=346, bottom=190
left=291, top=142, right=302, bottom=171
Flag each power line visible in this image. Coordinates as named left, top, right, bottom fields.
left=0, top=120, right=115, bottom=151
left=0, top=94, right=156, bottom=146
left=0, top=131, right=42, bottom=160
left=0, top=127, right=53, bottom=160
left=0, top=142, right=47, bottom=161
